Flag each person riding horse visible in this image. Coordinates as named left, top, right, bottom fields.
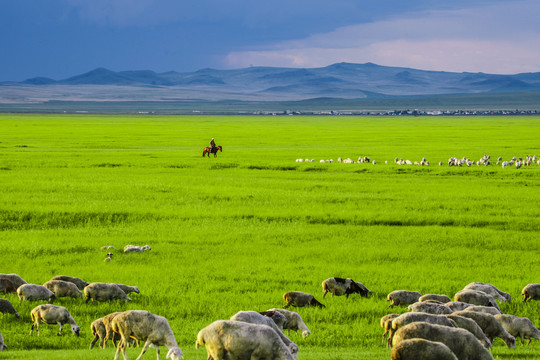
left=209, top=138, right=216, bottom=154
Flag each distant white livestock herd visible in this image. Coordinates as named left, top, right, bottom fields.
left=296, top=154, right=540, bottom=169
left=1, top=268, right=539, bottom=360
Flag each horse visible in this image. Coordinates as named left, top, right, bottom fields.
left=202, top=145, right=222, bottom=158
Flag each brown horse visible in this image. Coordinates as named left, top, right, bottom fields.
left=202, top=145, right=222, bottom=158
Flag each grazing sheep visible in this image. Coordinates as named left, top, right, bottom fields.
left=408, top=302, right=452, bottom=314
left=83, top=282, right=132, bottom=303
left=196, top=320, right=294, bottom=360
left=321, top=277, right=371, bottom=298
left=522, top=283, right=540, bottom=302
left=0, top=278, right=17, bottom=294
left=267, top=308, right=311, bottom=338
left=283, top=291, right=324, bottom=308
left=463, top=282, right=511, bottom=302
left=231, top=311, right=298, bottom=359
left=114, top=284, right=140, bottom=295
left=419, top=294, right=452, bottom=303
left=454, top=290, right=500, bottom=311
left=387, top=290, right=422, bottom=307
left=453, top=310, right=515, bottom=348
left=0, top=298, right=20, bottom=318
left=445, top=301, right=474, bottom=312
left=124, top=244, right=151, bottom=253
left=17, top=284, right=56, bottom=302
left=381, top=314, right=400, bottom=344
left=494, top=314, right=540, bottom=345
left=462, top=305, right=501, bottom=315
left=30, top=304, right=80, bottom=336
left=388, top=312, right=457, bottom=346
left=0, top=273, right=27, bottom=289
left=89, top=317, right=107, bottom=349
left=0, top=332, right=6, bottom=351
left=104, top=253, right=113, bottom=262
left=101, top=245, right=117, bottom=250
left=258, top=309, right=288, bottom=330
left=111, top=310, right=183, bottom=360
left=391, top=338, right=458, bottom=360
left=446, top=314, right=492, bottom=348
left=50, top=275, right=89, bottom=290
left=43, top=280, right=83, bottom=299
left=102, top=312, right=123, bottom=349
left=392, top=322, right=494, bottom=360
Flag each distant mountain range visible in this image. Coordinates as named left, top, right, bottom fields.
left=2, top=62, right=540, bottom=104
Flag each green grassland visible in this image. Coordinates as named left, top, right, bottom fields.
left=0, top=114, right=539, bottom=359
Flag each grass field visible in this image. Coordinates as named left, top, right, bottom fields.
left=0, top=113, right=539, bottom=359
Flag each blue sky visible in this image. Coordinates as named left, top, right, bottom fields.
left=2, top=0, right=539, bottom=81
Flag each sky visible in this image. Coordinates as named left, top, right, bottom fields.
left=2, top=0, right=540, bottom=81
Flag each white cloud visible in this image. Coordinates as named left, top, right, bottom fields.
left=223, top=0, right=540, bottom=74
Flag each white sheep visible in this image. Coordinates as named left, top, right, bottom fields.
left=419, top=294, right=452, bottom=303
left=408, top=302, right=452, bottom=314
left=494, top=314, right=540, bottom=345
left=321, top=277, right=371, bottom=298
left=444, top=301, right=474, bottom=312
left=380, top=314, right=400, bottom=344
left=446, top=314, right=492, bottom=348
left=30, top=304, right=80, bottom=336
left=388, top=312, right=457, bottom=347
left=89, top=317, right=107, bottom=349
left=102, top=312, right=124, bottom=349
left=462, top=305, right=501, bottom=316
left=50, top=275, right=89, bottom=290
left=17, top=284, right=56, bottom=302
left=283, top=291, right=324, bottom=308
left=392, top=322, right=494, bottom=360
left=391, top=338, right=458, bottom=360
left=522, top=283, right=540, bottom=302
left=387, top=290, right=422, bottom=307
left=0, top=273, right=27, bottom=289
left=454, top=289, right=500, bottom=311
left=267, top=308, right=311, bottom=338
left=463, top=282, right=511, bottom=302
left=231, top=311, right=298, bottom=359
left=111, top=310, right=183, bottom=360
left=453, top=310, right=515, bottom=348
left=196, top=320, right=294, bottom=360
left=258, top=309, right=287, bottom=330
left=43, top=280, right=83, bottom=299
left=0, top=298, right=20, bottom=318
left=124, top=245, right=151, bottom=253
left=83, top=282, right=132, bottom=303
left=114, top=284, right=140, bottom=295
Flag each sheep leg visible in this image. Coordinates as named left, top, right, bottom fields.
left=114, top=339, right=128, bottom=360
left=322, top=290, right=328, bottom=299
left=30, top=321, right=39, bottom=336
left=89, top=335, right=99, bottom=349
left=57, top=322, right=63, bottom=336
left=135, top=339, right=153, bottom=360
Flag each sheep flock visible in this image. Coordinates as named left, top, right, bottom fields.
left=1, top=267, right=539, bottom=360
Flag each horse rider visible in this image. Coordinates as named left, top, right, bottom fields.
left=209, top=138, right=216, bottom=153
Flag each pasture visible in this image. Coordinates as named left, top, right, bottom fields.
left=0, top=113, right=539, bottom=359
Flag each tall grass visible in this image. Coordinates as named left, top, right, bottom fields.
left=0, top=114, right=539, bottom=359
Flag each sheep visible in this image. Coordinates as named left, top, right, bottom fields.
left=0, top=278, right=17, bottom=294
left=30, top=304, right=80, bottom=336
left=258, top=309, right=288, bottom=330
left=522, top=283, right=540, bottom=302
left=387, top=290, right=422, bottom=307
left=392, top=322, right=494, bottom=360
left=419, top=294, right=452, bottom=303
left=196, top=320, right=294, bottom=360
left=83, top=282, right=132, bottom=303
left=408, top=302, right=452, bottom=314
left=381, top=314, right=400, bottom=344
left=283, top=291, right=324, bottom=308
left=388, top=312, right=457, bottom=347
left=452, top=310, right=515, bottom=348
left=111, top=310, right=183, bottom=360
left=266, top=308, right=311, bottom=338
left=124, top=244, right=151, bottom=253
left=50, top=275, right=89, bottom=290
left=0, top=298, right=20, bottom=318
left=102, top=312, right=123, bottom=349
left=445, top=301, right=474, bottom=312
left=104, top=253, right=113, bottom=262
left=0, top=332, right=6, bottom=351
left=89, top=317, right=107, bottom=349
left=391, top=338, right=458, bottom=360
left=494, top=314, right=540, bottom=345
left=101, top=245, right=117, bottom=250
left=462, top=305, right=501, bottom=316
left=17, top=284, right=56, bottom=302
left=0, top=273, right=27, bottom=289
left=231, top=311, right=298, bottom=359
left=446, top=314, right=492, bottom=349
left=43, top=280, right=83, bottom=299
left=454, top=290, right=500, bottom=311
left=321, top=277, right=371, bottom=298
left=114, top=284, right=140, bottom=295
left=463, top=282, right=511, bottom=302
